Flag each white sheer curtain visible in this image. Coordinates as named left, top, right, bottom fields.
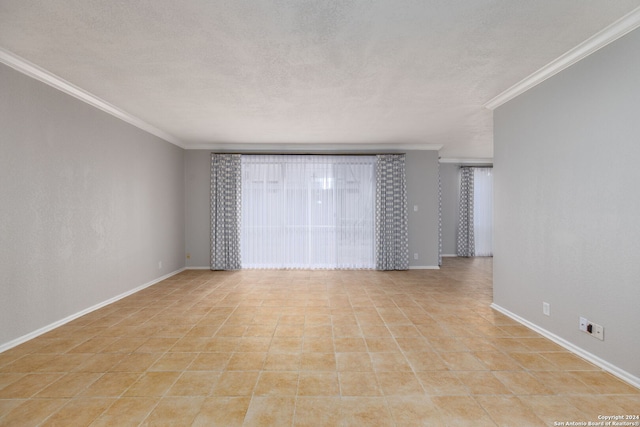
left=473, top=167, right=493, bottom=256
left=241, top=155, right=376, bottom=269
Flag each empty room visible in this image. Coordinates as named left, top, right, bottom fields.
left=1, top=1, right=639, bottom=426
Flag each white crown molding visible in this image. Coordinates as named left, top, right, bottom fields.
left=187, top=142, right=443, bottom=152
left=484, top=6, right=640, bottom=110
left=491, top=303, right=640, bottom=389
left=0, top=267, right=186, bottom=353
left=439, top=158, right=493, bottom=165
left=0, top=47, right=185, bottom=148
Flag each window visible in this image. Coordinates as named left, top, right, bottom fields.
left=241, top=155, right=376, bottom=269
left=473, top=167, right=493, bottom=256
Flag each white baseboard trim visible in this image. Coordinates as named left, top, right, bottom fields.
left=0, top=267, right=186, bottom=354
left=185, top=266, right=211, bottom=270
left=491, top=303, right=640, bottom=389
left=441, top=254, right=457, bottom=257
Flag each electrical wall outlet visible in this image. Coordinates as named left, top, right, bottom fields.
left=579, top=317, right=588, bottom=332
left=580, top=316, right=604, bottom=341
left=594, top=324, right=604, bottom=341
left=158, top=261, right=162, bottom=269
left=413, top=253, right=418, bottom=260
left=543, top=302, right=550, bottom=316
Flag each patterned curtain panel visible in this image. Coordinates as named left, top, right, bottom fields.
left=210, top=153, right=242, bottom=270
left=456, top=167, right=475, bottom=257
left=375, top=154, right=409, bottom=270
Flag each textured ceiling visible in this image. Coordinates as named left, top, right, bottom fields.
left=1, top=1, right=639, bottom=158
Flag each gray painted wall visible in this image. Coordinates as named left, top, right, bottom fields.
left=405, top=150, right=440, bottom=267
left=439, top=163, right=460, bottom=255
left=494, top=29, right=640, bottom=379
left=185, top=149, right=441, bottom=268
left=184, top=150, right=212, bottom=268
left=0, top=63, right=185, bottom=347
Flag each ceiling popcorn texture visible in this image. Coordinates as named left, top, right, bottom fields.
left=1, top=0, right=639, bottom=158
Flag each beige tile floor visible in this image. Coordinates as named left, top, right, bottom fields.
left=0, top=257, right=638, bottom=426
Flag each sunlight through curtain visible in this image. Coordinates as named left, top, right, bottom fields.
left=241, top=155, right=376, bottom=269
left=473, top=167, right=493, bottom=256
